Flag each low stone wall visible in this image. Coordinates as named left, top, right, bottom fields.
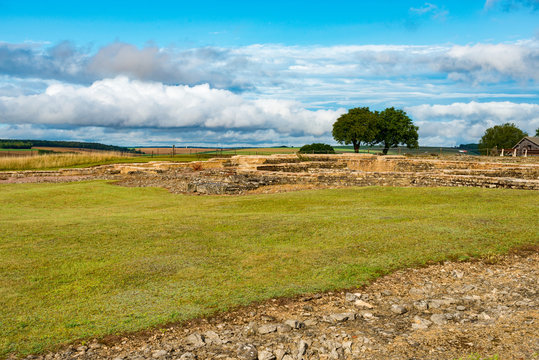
left=2, top=154, right=538, bottom=193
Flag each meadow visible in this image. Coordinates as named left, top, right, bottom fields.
left=0, top=182, right=537, bottom=357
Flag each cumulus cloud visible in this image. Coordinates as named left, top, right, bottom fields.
left=407, top=101, right=539, bottom=145
left=0, top=41, right=91, bottom=83
left=436, top=41, right=539, bottom=83
left=0, top=77, right=344, bottom=140
left=0, top=42, right=253, bottom=89
left=2, top=40, right=539, bottom=146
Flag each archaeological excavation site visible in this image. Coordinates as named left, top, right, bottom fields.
left=2, top=153, right=538, bottom=193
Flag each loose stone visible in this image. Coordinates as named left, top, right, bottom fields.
left=297, top=340, right=309, bottom=357
left=186, top=333, right=206, bottom=348
left=390, top=304, right=407, bottom=314
left=330, top=313, right=355, bottom=322
left=151, top=350, right=168, bottom=358
left=238, top=344, right=258, bottom=360
left=430, top=314, right=448, bottom=325
left=258, top=324, right=278, bottom=334
left=258, top=350, right=276, bottom=360
left=412, top=316, right=432, bottom=330
left=284, top=320, right=305, bottom=329
left=354, top=300, right=374, bottom=309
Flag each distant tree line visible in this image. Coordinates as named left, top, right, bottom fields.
left=0, top=139, right=140, bottom=153
left=0, top=141, right=33, bottom=149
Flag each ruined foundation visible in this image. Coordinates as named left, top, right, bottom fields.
left=2, top=154, right=538, bottom=194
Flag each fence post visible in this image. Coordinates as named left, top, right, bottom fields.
left=172, top=145, right=175, bottom=157
left=524, top=149, right=528, bottom=157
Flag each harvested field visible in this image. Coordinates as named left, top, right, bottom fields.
left=213, top=147, right=300, bottom=155
left=0, top=149, right=39, bottom=157
left=135, top=147, right=219, bottom=155
left=0, top=152, right=131, bottom=171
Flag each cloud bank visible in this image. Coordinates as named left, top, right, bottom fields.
left=1, top=40, right=538, bottom=89
left=1, top=39, right=538, bottom=146
left=407, top=101, right=539, bottom=145
left=0, top=77, right=344, bottom=145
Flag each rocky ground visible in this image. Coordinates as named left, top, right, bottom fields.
left=20, top=250, right=538, bottom=360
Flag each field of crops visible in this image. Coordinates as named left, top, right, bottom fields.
left=135, top=147, right=220, bottom=155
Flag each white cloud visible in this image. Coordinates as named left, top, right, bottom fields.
left=0, top=77, right=345, bottom=139
left=1, top=40, right=539, bottom=146
left=437, top=41, right=539, bottom=83
left=407, top=101, right=539, bottom=145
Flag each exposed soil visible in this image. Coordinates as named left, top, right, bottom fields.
left=19, top=250, right=538, bottom=360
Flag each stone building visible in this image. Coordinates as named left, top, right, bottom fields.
left=513, top=136, right=539, bottom=156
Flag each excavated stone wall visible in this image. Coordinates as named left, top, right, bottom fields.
left=2, top=154, right=538, bottom=193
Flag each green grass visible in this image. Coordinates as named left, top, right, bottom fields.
left=0, top=149, right=35, bottom=152
left=0, top=183, right=537, bottom=357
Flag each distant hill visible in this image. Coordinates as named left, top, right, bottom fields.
left=0, top=139, right=140, bottom=153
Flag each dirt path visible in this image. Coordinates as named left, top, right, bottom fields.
left=22, top=251, right=538, bottom=360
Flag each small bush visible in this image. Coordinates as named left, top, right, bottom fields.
left=298, top=143, right=335, bottom=154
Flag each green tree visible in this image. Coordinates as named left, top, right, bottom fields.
left=375, top=107, right=419, bottom=155
left=299, top=143, right=335, bottom=154
left=479, top=123, right=527, bottom=154
left=332, top=107, right=377, bottom=153
left=535, top=127, right=539, bottom=137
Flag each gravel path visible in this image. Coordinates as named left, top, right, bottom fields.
left=22, top=251, right=538, bottom=360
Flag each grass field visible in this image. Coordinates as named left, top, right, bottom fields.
left=0, top=182, right=537, bottom=357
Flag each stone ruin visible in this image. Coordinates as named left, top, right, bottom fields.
left=2, top=153, right=538, bottom=194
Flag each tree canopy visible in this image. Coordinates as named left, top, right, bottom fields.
left=332, top=107, right=418, bottom=154
left=536, top=127, right=539, bottom=137
left=375, top=107, right=419, bottom=155
left=332, top=107, right=377, bottom=153
left=299, top=143, right=335, bottom=154
left=479, top=123, right=527, bottom=152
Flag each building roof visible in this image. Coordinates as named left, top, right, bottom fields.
left=513, top=136, right=539, bottom=148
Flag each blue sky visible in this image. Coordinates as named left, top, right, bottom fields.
left=0, top=0, right=538, bottom=146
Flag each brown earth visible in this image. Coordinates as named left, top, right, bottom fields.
left=135, top=148, right=219, bottom=155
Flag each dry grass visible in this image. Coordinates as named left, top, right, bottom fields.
left=0, top=152, right=130, bottom=171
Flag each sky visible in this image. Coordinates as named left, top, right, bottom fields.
left=0, top=0, right=538, bottom=147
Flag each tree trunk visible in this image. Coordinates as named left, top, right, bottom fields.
left=353, top=141, right=359, bottom=153
left=382, top=143, right=390, bottom=155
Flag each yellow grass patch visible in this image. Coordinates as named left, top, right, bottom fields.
left=0, top=152, right=130, bottom=171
